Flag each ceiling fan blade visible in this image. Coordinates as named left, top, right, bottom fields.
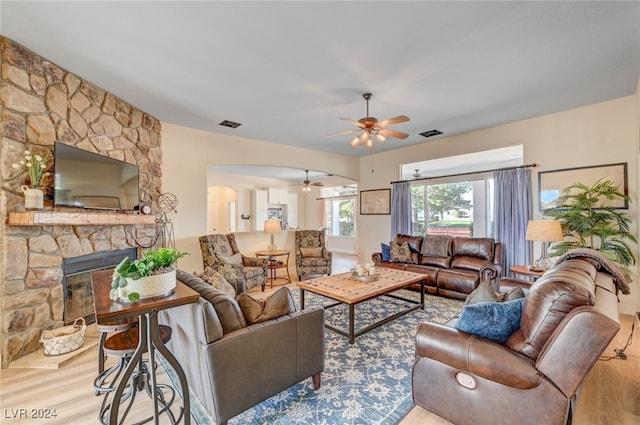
left=340, top=118, right=366, bottom=128
left=377, top=115, right=410, bottom=127
left=378, top=128, right=409, bottom=139
left=311, top=182, right=324, bottom=186
left=323, top=129, right=360, bottom=138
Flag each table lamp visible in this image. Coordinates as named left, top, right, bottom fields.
left=264, top=220, right=281, bottom=251
left=526, top=220, right=563, bottom=270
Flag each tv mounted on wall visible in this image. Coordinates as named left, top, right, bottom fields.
left=54, top=142, right=140, bottom=211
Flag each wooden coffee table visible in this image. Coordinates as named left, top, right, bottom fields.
left=297, top=268, right=425, bottom=344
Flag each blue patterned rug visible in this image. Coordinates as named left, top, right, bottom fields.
left=163, top=290, right=462, bottom=425
left=229, top=290, right=462, bottom=425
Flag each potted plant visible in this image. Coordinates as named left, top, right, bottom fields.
left=543, top=178, right=636, bottom=270
left=110, top=248, right=189, bottom=301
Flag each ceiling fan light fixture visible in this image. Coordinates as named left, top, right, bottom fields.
left=326, top=92, right=410, bottom=149
left=366, top=138, right=374, bottom=149
left=302, top=185, right=311, bottom=192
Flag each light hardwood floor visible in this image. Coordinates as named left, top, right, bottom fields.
left=2, top=254, right=638, bottom=425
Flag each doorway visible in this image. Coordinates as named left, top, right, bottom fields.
left=208, top=186, right=238, bottom=233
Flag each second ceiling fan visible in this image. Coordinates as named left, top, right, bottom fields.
left=325, top=92, right=410, bottom=149
left=299, top=170, right=324, bottom=192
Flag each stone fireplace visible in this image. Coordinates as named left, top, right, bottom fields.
left=61, top=247, right=138, bottom=324
left=0, top=37, right=163, bottom=367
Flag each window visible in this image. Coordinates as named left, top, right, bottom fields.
left=411, top=178, right=494, bottom=237
left=322, top=185, right=357, bottom=237
left=405, top=145, right=520, bottom=238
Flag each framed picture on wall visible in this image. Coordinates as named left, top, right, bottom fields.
left=360, top=189, right=391, bottom=215
left=538, top=162, right=628, bottom=210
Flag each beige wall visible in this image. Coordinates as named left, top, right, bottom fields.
left=161, top=122, right=359, bottom=273
left=357, top=95, right=639, bottom=314
left=163, top=95, right=639, bottom=313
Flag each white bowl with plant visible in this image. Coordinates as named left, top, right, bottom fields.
left=110, top=248, right=188, bottom=301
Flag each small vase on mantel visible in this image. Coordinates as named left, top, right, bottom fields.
left=21, top=185, right=44, bottom=210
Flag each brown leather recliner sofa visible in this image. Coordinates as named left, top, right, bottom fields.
left=412, top=255, right=622, bottom=425
left=372, top=234, right=501, bottom=300
left=158, top=270, right=325, bottom=425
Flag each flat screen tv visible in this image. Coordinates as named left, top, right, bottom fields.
left=54, top=142, right=140, bottom=211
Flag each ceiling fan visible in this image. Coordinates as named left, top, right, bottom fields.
left=325, top=92, right=410, bottom=149
left=297, top=170, right=324, bottom=192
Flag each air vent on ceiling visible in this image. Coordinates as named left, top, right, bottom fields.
left=420, top=129, right=443, bottom=138
left=219, top=120, right=242, bottom=128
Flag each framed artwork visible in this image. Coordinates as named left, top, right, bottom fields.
left=538, top=162, right=628, bottom=210
left=360, top=189, right=391, bottom=215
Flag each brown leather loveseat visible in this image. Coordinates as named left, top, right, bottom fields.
left=372, top=234, right=501, bottom=300
left=412, top=253, right=623, bottom=425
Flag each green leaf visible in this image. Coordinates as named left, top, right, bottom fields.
left=544, top=177, right=636, bottom=267
left=109, top=288, right=119, bottom=301
left=115, top=257, right=133, bottom=275
left=128, top=292, right=140, bottom=302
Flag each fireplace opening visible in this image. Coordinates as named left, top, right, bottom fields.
left=62, top=248, right=137, bottom=325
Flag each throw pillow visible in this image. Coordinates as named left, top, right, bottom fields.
left=381, top=243, right=391, bottom=261
left=194, top=267, right=236, bottom=297
left=236, top=286, right=296, bottom=325
left=466, top=282, right=526, bottom=305
left=464, top=281, right=500, bottom=305
left=500, top=286, right=526, bottom=302
left=221, top=253, right=243, bottom=265
left=390, top=241, right=414, bottom=263
left=300, top=247, right=323, bottom=258
left=455, top=298, right=524, bottom=344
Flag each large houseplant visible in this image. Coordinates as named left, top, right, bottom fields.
left=110, top=248, right=188, bottom=301
left=543, top=178, right=636, bottom=270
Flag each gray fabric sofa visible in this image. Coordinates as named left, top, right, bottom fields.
left=158, top=270, right=325, bottom=425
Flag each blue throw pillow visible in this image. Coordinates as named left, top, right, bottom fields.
left=455, top=298, right=524, bottom=344
left=381, top=243, right=391, bottom=261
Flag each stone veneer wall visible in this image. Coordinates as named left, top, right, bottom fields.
left=0, top=37, right=162, bottom=367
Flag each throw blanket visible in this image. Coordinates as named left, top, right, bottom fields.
left=555, top=248, right=632, bottom=295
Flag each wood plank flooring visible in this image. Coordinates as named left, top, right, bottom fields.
left=2, top=254, right=638, bottom=425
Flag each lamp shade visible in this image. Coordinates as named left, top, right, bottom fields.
left=526, top=220, right=563, bottom=242
left=264, top=220, right=282, bottom=234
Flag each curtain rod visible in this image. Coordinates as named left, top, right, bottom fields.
left=390, top=163, right=538, bottom=185
left=315, top=194, right=357, bottom=201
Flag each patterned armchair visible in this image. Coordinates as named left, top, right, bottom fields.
left=199, top=234, right=268, bottom=291
left=295, top=230, right=332, bottom=281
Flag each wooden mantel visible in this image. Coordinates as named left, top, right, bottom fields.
left=7, top=211, right=156, bottom=226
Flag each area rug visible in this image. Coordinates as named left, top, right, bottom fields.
left=162, top=290, right=462, bottom=425
left=228, top=290, right=462, bottom=425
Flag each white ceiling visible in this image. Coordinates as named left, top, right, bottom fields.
left=2, top=1, right=639, bottom=169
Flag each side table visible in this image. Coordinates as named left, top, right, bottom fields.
left=256, top=249, right=291, bottom=287
left=510, top=265, right=545, bottom=281
left=91, top=269, right=199, bottom=424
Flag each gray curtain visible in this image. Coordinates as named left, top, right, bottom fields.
left=494, top=168, right=532, bottom=276
left=391, top=182, right=412, bottom=238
